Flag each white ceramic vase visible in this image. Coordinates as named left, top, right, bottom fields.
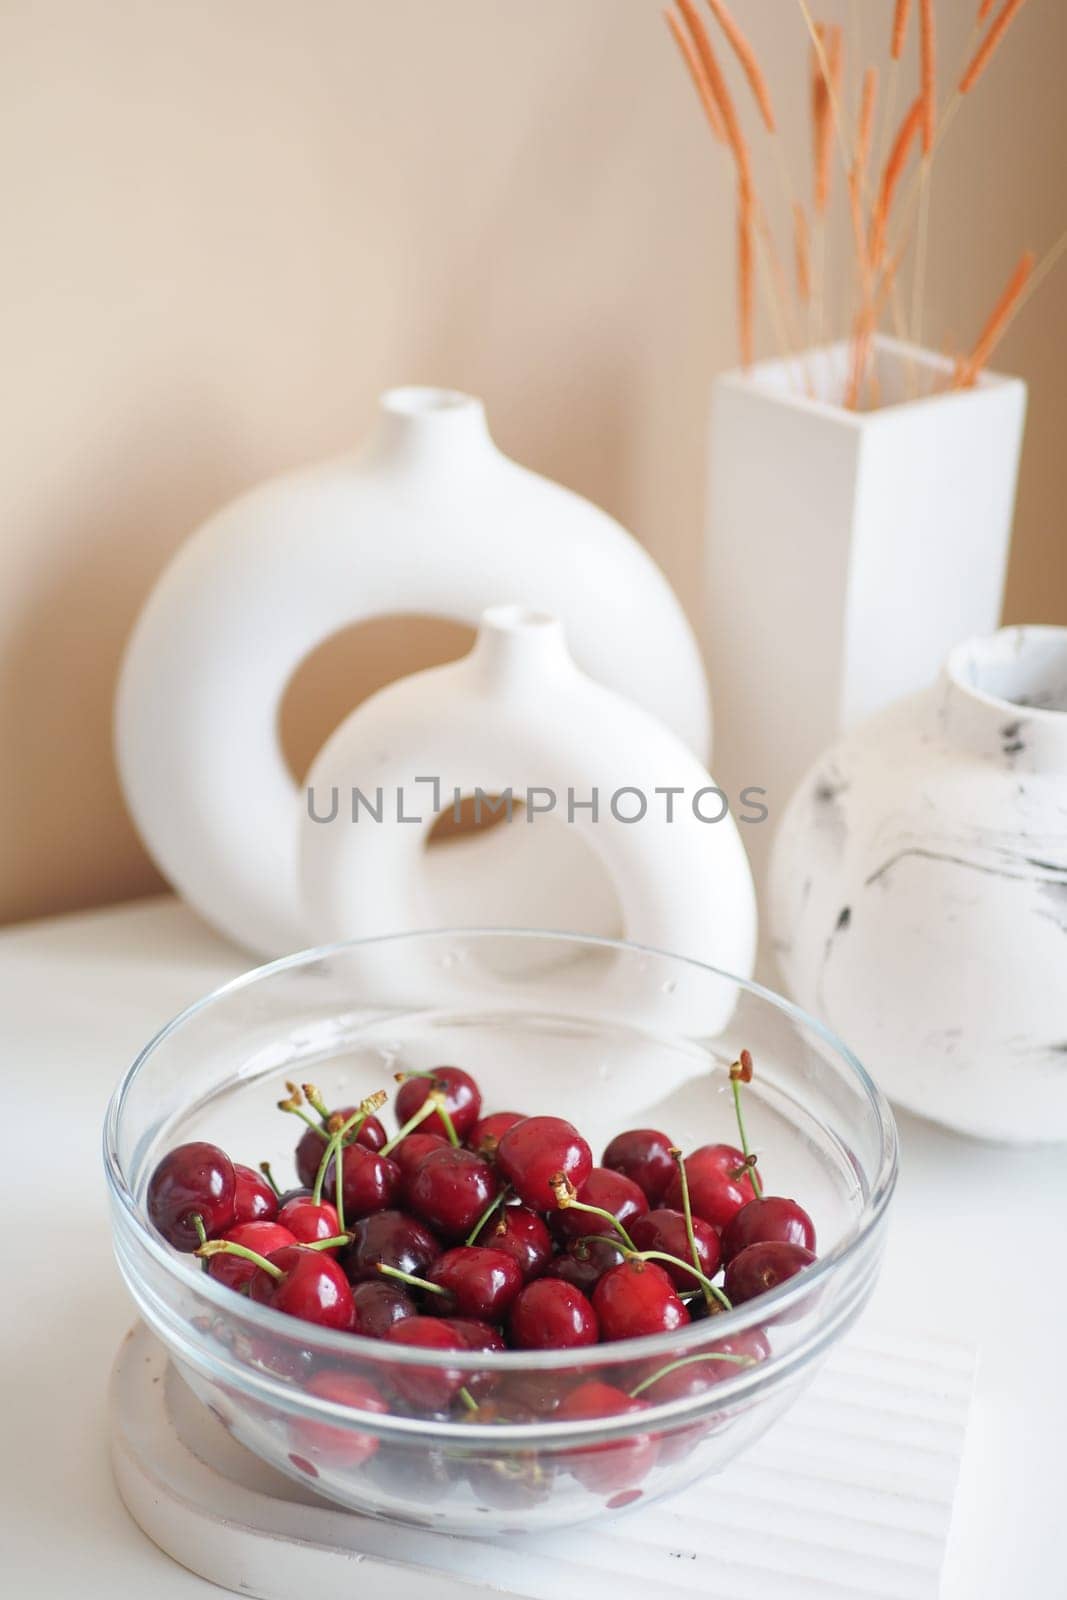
left=301, top=605, right=757, bottom=1024
left=115, top=387, right=710, bottom=957
left=768, top=626, right=1067, bottom=1143
left=705, top=337, right=1027, bottom=889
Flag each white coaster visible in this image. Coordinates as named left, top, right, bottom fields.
left=111, top=1322, right=975, bottom=1600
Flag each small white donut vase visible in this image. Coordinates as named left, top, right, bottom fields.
left=299, top=607, right=757, bottom=1032
left=115, top=388, right=710, bottom=957
left=768, top=626, right=1067, bottom=1143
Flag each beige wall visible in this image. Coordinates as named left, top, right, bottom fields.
left=2, top=0, right=1065, bottom=926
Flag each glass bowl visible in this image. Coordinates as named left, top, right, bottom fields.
left=104, top=930, right=897, bottom=1534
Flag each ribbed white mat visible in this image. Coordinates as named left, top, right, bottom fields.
left=111, top=1323, right=975, bottom=1600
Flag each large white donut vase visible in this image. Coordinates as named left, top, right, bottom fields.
left=768, top=625, right=1067, bottom=1143
left=114, top=388, right=710, bottom=957
left=300, top=606, right=756, bottom=1032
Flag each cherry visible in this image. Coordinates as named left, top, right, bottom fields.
left=556, top=1167, right=648, bottom=1242
left=391, top=1132, right=449, bottom=1193
left=147, top=1141, right=236, bottom=1250
left=295, top=1109, right=387, bottom=1189
left=555, top=1381, right=659, bottom=1494
left=630, top=1328, right=772, bottom=1403
left=383, top=1317, right=469, bottom=1410
left=724, top=1241, right=816, bottom=1306
left=629, top=1208, right=721, bottom=1290
left=341, top=1210, right=441, bottom=1282
left=324, top=1143, right=401, bottom=1221
left=232, top=1164, right=279, bottom=1225
left=426, top=1246, right=524, bottom=1322
left=350, top=1278, right=417, bottom=1338
left=496, top=1116, right=593, bottom=1211
left=444, top=1317, right=507, bottom=1355
left=277, top=1194, right=342, bottom=1246
left=509, top=1279, right=599, bottom=1350
left=663, top=1143, right=756, bottom=1231
left=592, top=1259, right=690, bottom=1341
left=465, top=1440, right=555, bottom=1510
left=720, top=1196, right=816, bottom=1264
left=544, top=1237, right=624, bottom=1294
left=207, top=1222, right=296, bottom=1291
left=601, top=1129, right=676, bottom=1206
left=246, top=1243, right=355, bottom=1330
left=407, top=1146, right=498, bottom=1241
left=395, top=1066, right=482, bottom=1142
left=289, top=1371, right=389, bottom=1468
left=467, top=1111, right=526, bottom=1160
left=469, top=1203, right=553, bottom=1281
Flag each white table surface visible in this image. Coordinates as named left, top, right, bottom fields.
left=2, top=895, right=1064, bottom=1597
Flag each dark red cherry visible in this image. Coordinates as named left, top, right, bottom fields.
left=601, top=1128, right=676, bottom=1206
left=664, top=1143, right=756, bottom=1231
left=544, top=1237, right=624, bottom=1293
left=632, top=1328, right=772, bottom=1404
left=350, top=1278, right=417, bottom=1338
left=469, top=1203, right=553, bottom=1281
left=295, top=1109, right=387, bottom=1189
left=592, top=1259, right=690, bottom=1341
left=496, top=1116, right=593, bottom=1211
left=207, top=1222, right=296, bottom=1291
left=406, top=1146, right=498, bottom=1241
left=467, top=1111, right=526, bottom=1160
left=324, top=1143, right=400, bottom=1220
left=556, top=1381, right=659, bottom=1494
left=509, top=1278, right=599, bottom=1350
left=341, top=1209, right=441, bottom=1282
left=392, top=1132, right=450, bottom=1192
left=395, top=1066, right=482, bottom=1141
left=721, top=1196, right=816, bottom=1264
left=426, top=1246, right=524, bottom=1321
left=442, top=1317, right=506, bottom=1354
left=724, top=1241, right=816, bottom=1306
left=147, top=1141, right=236, bottom=1250
left=464, top=1431, right=555, bottom=1509
left=629, top=1208, right=721, bottom=1289
left=289, top=1371, right=389, bottom=1468
left=383, top=1318, right=468, bottom=1410
left=276, top=1194, right=342, bottom=1246
left=247, top=1244, right=354, bottom=1330
left=557, top=1166, right=649, bottom=1241
left=232, top=1164, right=279, bottom=1225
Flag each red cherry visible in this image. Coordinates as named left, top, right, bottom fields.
left=395, top=1067, right=482, bottom=1141
left=324, top=1143, right=400, bottom=1220
left=629, top=1208, right=721, bottom=1289
left=426, top=1246, right=524, bottom=1321
left=383, top=1317, right=468, bottom=1410
left=341, top=1209, right=441, bottom=1282
left=350, top=1278, right=417, bottom=1338
left=556, top=1381, right=659, bottom=1494
left=631, top=1328, right=772, bottom=1404
left=289, top=1371, right=389, bottom=1468
left=148, top=1141, right=236, bottom=1250
left=442, top=1317, right=506, bottom=1354
left=469, top=1203, right=553, bottom=1281
left=406, top=1146, right=498, bottom=1241
left=592, top=1259, right=690, bottom=1341
left=392, top=1132, right=450, bottom=1192
left=544, top=1237, right=624, bottom=1293
left=295, top=1110, right=387, bottom=1189
left=664, top=1143, right=756, bottom=1231
left=557, top=1166, right=649, bottom=1242
left=509, top=1279, right=599, bottom=1350
left=276, top=1194, right=342, bottom=1246
left=207, top=1222, right=297, bottom=1290
left=467, top=1111, right=526, bottom=1160
left=248, top=1244, right=355, bottom=1330
left=720, top=1196, right=816, bottom=1264
left=601, top=1129, right=676, bottom=1206
left=496, top=1116, right=593, bottom=1211
left=232, top=1164, right=279, bottom=1225
left=724, top=1241, right=816, bottom=1306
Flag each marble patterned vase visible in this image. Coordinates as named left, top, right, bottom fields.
left=768, top=626, right=1067, bottom=1143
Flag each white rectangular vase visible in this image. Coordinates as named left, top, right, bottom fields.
left=705, top=336, right=1027, bottom=885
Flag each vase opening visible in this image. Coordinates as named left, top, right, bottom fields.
left=380, top=386, right=477, bottom=415
left=949, top=627, right=1067, bottom=717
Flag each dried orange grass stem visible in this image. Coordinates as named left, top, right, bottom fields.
left=891, top=0, right=912, bottom=61
left=955, top=249, right=1035, bottom=385
left=960, top=0, right=1028, bottom=95
left=702, top=0, right=776, bottom=132
left=857, top=67, right=878, bottom=173
left=869, top=94, right=923, bottom=270
left=674, top=0, right=753, bottom=200
left=812, top=23, right=843, bottom=216
left=793, top=202, right=811, bottom=304
left=919, top=0, right=937, bottom=154
left=664, top=8, right=726, bottom=142
left=977, top=0, right=998, bottom=22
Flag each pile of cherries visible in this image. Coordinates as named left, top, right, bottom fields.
left=146, top=1052, right=816, bottom=1494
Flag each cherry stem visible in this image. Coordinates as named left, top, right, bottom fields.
left=457, top=1386, right=479, bottom=1413
left=374, top=1262, right=447, bottom=1296
left=550, top=1174, right=637, bottom=1253
left=628, top=1350, right=756, bottom=1398
left=258, top=1162, right=282, bottom=1198
left=465, top=1186, right=509, bottom=1248
left=279, top=1098, right=326, bottom=1138
left=302, top=1083, right=331, bottom=1123
left=305, top=1234, right=352, bottom=1251
left=191, top=1213, right=208, bottom=1247
left=632, top=1249, right=732, bottom=1311
left=669, top=1146, right=714, bottom=1312
left=196, top=1239, right=284, bottom=1280
left=312, top=1090, right=389, bottom=1221
left=394, top=1072, right=460, bottom=1147
left=729, top=1053, right=763, bottom=1199
left=379, top=1091, right=444, bottom=1157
